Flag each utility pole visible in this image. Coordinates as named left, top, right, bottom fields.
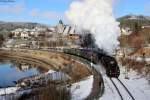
left=124, top=48, right=129, bottom=79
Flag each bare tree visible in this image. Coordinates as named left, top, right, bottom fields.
left=0, top=34, right=4, bottom=47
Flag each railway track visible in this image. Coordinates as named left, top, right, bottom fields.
left=110, top=78, right=123, bottom=100
left=117, top=79, right=135, bottom=100
left=110, top=78, right=135, bottom=100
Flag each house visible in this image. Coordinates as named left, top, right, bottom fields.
left=11, top=28, right=23, bottom=38
left=20, top=32, right=29, bottom=39
left=121, top=27, right=132, bottom=35
left=16, top=63, right=30, bottom=72
left=66, top=34, right=80, bottom=40
left=64, top=34, right=81, bottom=48
left=63, top=25, right=76, bottom=35
left=142, top=25, right=150, bottom=29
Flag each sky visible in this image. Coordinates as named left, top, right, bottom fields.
left=0, top=0, right=149, bottom=25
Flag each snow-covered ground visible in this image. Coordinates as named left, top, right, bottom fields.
left=99, top=65, right=150, bottom=100
left=0, top=87, right=20, bottom=96
left=119, top=67, right=150, bottom=100
left=31, top=58, right=150, bottom=100
left=71, top=75, right=93, bottom=100
left=130, top=57, right=150, bottom=62
left=100, top=76, right=121, bottom=100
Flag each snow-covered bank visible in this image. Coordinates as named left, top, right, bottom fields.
left=71, top=75, right=93, bottom=100
left=0, top=87, right=20, bottom=96
left=0, top=69, right=56, bottom=96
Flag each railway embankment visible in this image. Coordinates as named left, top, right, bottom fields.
left=62, top=53, right=104, bottom=99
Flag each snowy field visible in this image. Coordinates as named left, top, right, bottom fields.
left=119, top=67, right=150, bottom=100
left=100, top=65, right=150, bottom=100
left=71, top=75, right=93, bottom=100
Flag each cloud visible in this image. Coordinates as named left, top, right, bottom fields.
left=30, top=9, right=64, bottom=20
left=30, top=9, right=39, bottom=17
left=0, top=4, right=24, bottom=14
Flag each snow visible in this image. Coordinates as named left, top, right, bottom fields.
left=130, top=57, right=150, bottom=62
left=96, top=64, right=150, bottom=100
left=0, top=87, right=20, bottom=95
left=100, top=76, right=121, bottom=100
left=0, top=69, right=57, bottom=97
left=0, top=88, right=32, bottom=100
left=49, top=71, right=70, bottom=81
left=112, top=78, right=133, bottom=100
left=119, top=67, right=150, bottom=100
left=0, top=60, right=149, bottom=100
left=92, top=64, right=122, bottom=100
left=46, top=69, right=56, bottom=74
left=71, top=75, right=93, bottom=100
left=46, top=70, right=71, bottom=81
left=90, top=64, right=122, bottom=100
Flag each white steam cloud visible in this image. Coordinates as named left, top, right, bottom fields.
left=65, top=0, right=120, bottom=55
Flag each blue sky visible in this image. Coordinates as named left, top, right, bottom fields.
left=0, top=0, right=149, bottom=25
left=114, top=0, right=150, bottom=17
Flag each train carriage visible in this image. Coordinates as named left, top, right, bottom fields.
left=61, top=48, right=120, bottom=78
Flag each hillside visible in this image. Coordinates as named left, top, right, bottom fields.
left=117, top=15, right=150, bottom=30
left=0, top=21, right=49, bottom=36
left=118, top=15, right=150, bottom=48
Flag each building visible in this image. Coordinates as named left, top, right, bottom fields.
left=20, top=32, right=29, bottom=39
left=63, top=25, right=76, bottom=35
left=121, top=27, right=132, bottom=35
left=142, top=25, right=150, bottom=29
left=56, top=20, right=65, bottom=34
left=16, top=63, right=30, bottom=72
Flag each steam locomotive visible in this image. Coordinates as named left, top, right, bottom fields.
left=100, top=55, right=120, bottom=77
left=62, top=48, right=120, bottom=78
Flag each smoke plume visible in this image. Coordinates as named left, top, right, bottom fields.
left=65, top=0, right=120, bottom=55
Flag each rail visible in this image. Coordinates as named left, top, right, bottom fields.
left=117, top=79, right=135, bottom=100
left=110, top=78, right=123, bottom=100
left=110, top=78, right=135, bottom=100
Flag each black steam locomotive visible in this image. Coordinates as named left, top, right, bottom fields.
left=62, top=48, right=120, bottom=78
left=100, top=55, right=120, bottom=77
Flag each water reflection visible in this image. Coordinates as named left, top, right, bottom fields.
left=0, top=59, right=45, bottom=88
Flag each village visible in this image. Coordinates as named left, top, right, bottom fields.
left=0, top=14, right=150, bottom=100
left=3, top=20, right=80, bottom=49
left=1, top=17, right=150, bottom=74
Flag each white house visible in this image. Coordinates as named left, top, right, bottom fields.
left=21, top=32, right=29, bottom=39
left=121, top=27, right=132, bottom=35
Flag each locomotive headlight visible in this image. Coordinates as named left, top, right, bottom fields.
left=110, top=61, right=115, bottom=64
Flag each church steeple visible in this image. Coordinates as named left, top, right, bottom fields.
left=59, top=20, right=63, bottom=25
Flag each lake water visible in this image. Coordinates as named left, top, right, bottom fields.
left=0, top=60, right=44, bottom=88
